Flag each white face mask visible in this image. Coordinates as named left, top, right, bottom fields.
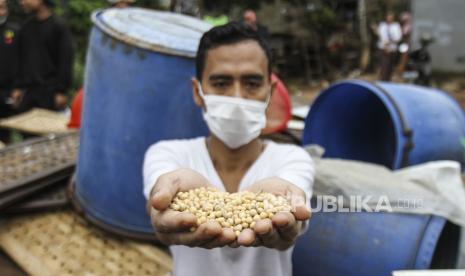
left=198, top=84, right=269, bottom=149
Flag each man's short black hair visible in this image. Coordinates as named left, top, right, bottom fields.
left=195, top=21, right=272, bottom=81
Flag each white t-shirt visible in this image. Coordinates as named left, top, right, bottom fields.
left=377, top=22, right=402, bottom=51
left=143, top=137, right=314, bottom=276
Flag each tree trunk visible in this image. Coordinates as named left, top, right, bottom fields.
left=358, top=0, right=371, bottom=71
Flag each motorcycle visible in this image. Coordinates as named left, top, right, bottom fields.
left=401, top=33, right=434, bottom=86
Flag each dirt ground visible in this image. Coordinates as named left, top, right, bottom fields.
left=288, top=73, right=465, bottom=110
left=439, top=78, right=465, bottom=110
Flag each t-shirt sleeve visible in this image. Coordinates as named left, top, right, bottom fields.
left=143, top=141, right=184, bottom=200
left=274, top=145, right=315, bottom=206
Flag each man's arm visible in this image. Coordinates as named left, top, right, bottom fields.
left=54, top=20, right=74, bottom=108
left=144, top=141, right=313, bottom=249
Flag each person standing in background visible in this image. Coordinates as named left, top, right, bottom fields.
left=243, top=9, right=269, bottom=42
left=0, top=0, right=19, bottom=143
left=372, top=12, right=401, bottom=81
left=396, top=12, right=412, bottom=78
left=11, top=0, right=74, bottom=113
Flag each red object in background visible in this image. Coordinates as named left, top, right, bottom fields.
left=67, top=88, right=83, bottom=129
left=262, top=73, right=292, bottom=134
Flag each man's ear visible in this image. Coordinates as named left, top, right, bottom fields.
left=270, top=78, right=277, bottom=97
left=191, top=77, right=204, bottom=108
left=268, top=77, right=277, bottom=108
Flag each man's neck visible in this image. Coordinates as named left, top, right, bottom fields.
left=35, top=6, right=52, bottom=21
left=207, top=136, right=263, bottom=173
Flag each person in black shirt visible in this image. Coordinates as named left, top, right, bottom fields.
left=12, top=0, right=73, bottom=112
left=0, top=0, right=19, bottom=142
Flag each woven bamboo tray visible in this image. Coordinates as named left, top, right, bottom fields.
left=0, top=108, right=75, bottom=135
left=0, top=249, right=26, bottom=276
left=2, top=181, right=69, bottom=214
left=0, top=210, right=172, bottom=276
left=0, top=133, right=78, bottom=191
left=0, top=172, right=71, bottom=211
left=0, top=133, right=78, bottom=210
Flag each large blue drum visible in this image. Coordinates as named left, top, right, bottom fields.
left=302, top=80, right=465, bottom=169
left=293, top=211, right=458, bottom=276
left=72, top=8, right=211, bottom=240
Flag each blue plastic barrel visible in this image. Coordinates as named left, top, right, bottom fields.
left=293, top=211, right=449, bottom=276
left=73, top=8, right=211, bottom=239
left=302, top=80, right=465, bottom=169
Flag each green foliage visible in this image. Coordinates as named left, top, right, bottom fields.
left=67, top=0, right=107, bottom=36
left=65, top=0, right=107, bottom=54
left=72, top=50, right=85, bottom=93
left=305, top=3, right=337, bottom=32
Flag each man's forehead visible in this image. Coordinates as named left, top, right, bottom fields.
left=203, top=40, right=268, bottom=75
left=208, top=74, right=264, bottom=80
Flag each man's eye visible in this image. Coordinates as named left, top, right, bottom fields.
left=212, top=82, right=228, bottom=88
left=245, top=81, right=261, bottom=89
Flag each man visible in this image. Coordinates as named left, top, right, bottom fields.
left=107, top=0, right=135, bottom=8
left=0, top=0, right=19, bottom=142
left=372, top=12, right=401, bottom=81
left=243, top=9, right=269, bottom=42
left=12, top=0, right=73, bottom=112
left=144, top=22, right=314, bottom=276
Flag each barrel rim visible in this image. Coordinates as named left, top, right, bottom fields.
left=69, top=176, right=157, bottom=241
left=303, top=79, right=408, bottom=169
left=91, top=8, right=211, bottom=58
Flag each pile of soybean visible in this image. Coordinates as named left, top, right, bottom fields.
left=170, top=187, right=292, bottom=237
